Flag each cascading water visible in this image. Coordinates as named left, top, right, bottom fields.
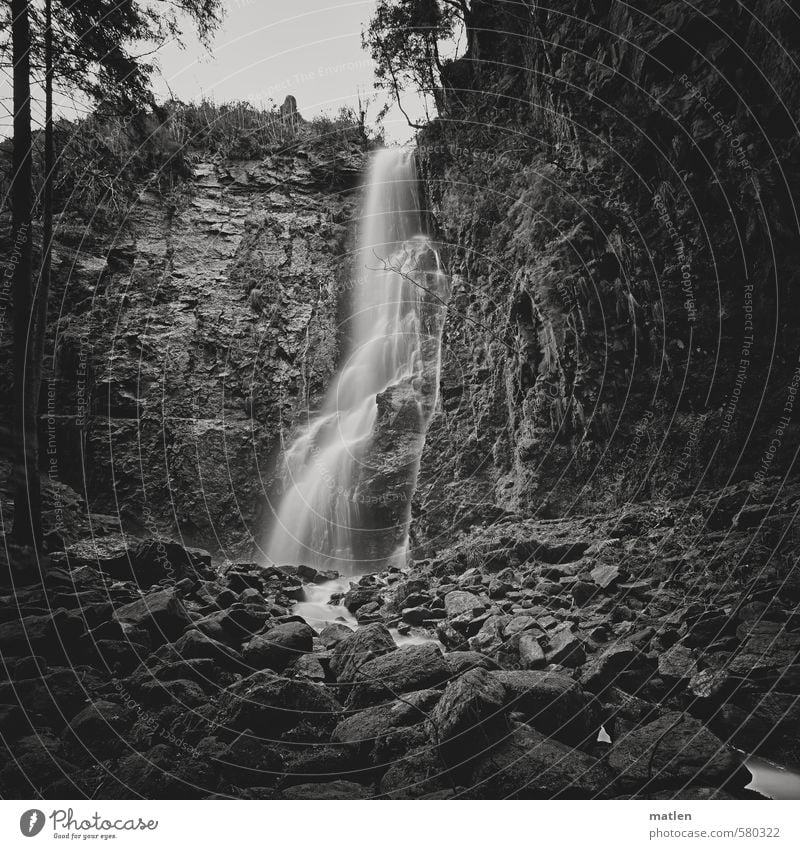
left=264, top=147, right=448, bottom=577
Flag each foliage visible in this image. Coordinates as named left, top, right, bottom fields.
left=363, top=0, right=466, bottom=123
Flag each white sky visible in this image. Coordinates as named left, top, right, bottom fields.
left=150, top=0, right=431, bottom=142
left=0, top=0, right=433, bottom=143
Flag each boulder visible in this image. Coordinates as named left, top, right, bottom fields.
left=546, top=624, right=586, bottom=667
left=608, top=711, right=749, bottom=792
left=444, top=590, right=486, bottom=619
left=243, top=622, right=315, bottom=671
left=332, top=689, right=440, bottom=760
left=319, top=622, right=354, bottom=648
left=591, top=564, right=623, bottom=589
left=580, top=643, right=647, bottom=693
left=492, top=669, right=597, bottom=746
left=328, top=623, right=396, bottom=688
left=66, top=700, right=135, bottom=747
left=657, top=643, right=698, bottom=683
left=445, top=651, right=499, bottom=675
left=346, top=643, right=450, bottom=707
left=467, top=722, right=616, bottom=799
left=518, top=633, right=547, bottom=669
left=378, top=746, right=453, bottom=799
left=216, top=730, right=284, bottom=787
left=217, top=671, right=340, bottom=734
left=114, top=589, right=191, bottom=643
left=427, top=667, right=507, bottom=765
left=282, top=780, right=369, bottom=799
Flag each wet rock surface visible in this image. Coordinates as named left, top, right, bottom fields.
left=2, top=480, right=798, bottom=798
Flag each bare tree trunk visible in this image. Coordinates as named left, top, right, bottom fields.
left=10, top=0, right=40, bottom=551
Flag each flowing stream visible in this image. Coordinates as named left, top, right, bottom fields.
left=265, top=147, right=447, bottom=577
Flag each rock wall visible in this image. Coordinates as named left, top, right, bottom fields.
left=413, top=0, right=800, bottom=553
left=4, top=141, right=366, bottom=557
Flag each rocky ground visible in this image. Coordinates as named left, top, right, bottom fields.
left=2, top=476, right=798, bottom=800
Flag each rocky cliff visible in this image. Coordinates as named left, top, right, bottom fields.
left=413, top=0, right=800, bottom=552
left=1, top=136, right=367, bottom=557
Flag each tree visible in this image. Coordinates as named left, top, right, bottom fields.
left=9, top=0, right=37, bottom=550
left=5, top=0, right=224, bottom=553
left=364, top=0, right=467, bottom=127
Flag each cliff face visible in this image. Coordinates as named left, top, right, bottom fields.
left=413, top=0, right=800, bottom=552
left=1, top=140, right=366, bottom=557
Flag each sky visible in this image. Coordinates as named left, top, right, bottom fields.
left=0, top=0, right=433, bottom=143
left=151, top=0, right=430, bottom=142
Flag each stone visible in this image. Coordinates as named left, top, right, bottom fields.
left=243, top=622, right=315, bottom=671
left=467, top=722, right=615, bottom=799
left=218, top=671, right=340, bottom=734
left=319, top=622, right=354, bottom=648
left=657, top=643, right=698, bottom=683
left=546, top=623, right=586, bottom=667
left=343, top=584, right=380, bottom=614
left=580, top=643, right=645, bottom=693
left=66, top=700, right=135, bottom=746
left=216, top=730, right=284, bottom=787
left=332, top=689, right=439, bottom=759
left=289, top=654, right=326, bottom=682
left=113, top=589, right=191, bottom=643
left=328, top=623, right=396, bottom=687
left=591, top=564, right=623, bottom=589
left=445, top=650, right=499, bottom=675
left=346, top=643, right=450, bottom=707
left=378, top=746, right=453, bottom=799
left=173, top=629, right=245, bottom=670
left=571, top=580, right=597, bottom=605
left=518, top=633, right=547, bottom=669
left=444, top=590, right=485, bottom=619
left=468, top=615, right=509, bottom=656
left=608, top=711, right=749, bottom=791
left=492, top=669, right=597, bottom=745
left=427, top=667, right=507, bottom=763
left=725, top=632, right=800, bottom=676
left=401, top=606, right=430, bottom=625
left=282, top=780, right=369, bottom=799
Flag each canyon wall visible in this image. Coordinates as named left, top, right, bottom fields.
left=1, top=138, right=366, bottom=557
left=413, top=0, right=800, bottom=553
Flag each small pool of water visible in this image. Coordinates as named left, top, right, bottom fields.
left=745, top=755, right=800, bottom=800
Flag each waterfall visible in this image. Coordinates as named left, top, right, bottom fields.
left=264, top=147, right=448, bottom=574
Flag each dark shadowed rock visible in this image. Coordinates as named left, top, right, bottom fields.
left=243, top=622, right=315, bottom=671
left=427, top=667, right=507, bottom=765
left=378, top=746, right=453, bottom=799
left=173, top=629, right=245, bottom=670
left=216, top=730, right=284, bottom=787
left=66, top=700, right=135, bottom=749
left=658, top=643, right=698, bottom=683
left=467, top=722, right=616, bottom=799
left=217, top=671, right=340, bottom=734
left=114, top=589, right=191, bottom=643
left=546, top=623, right=586, bottom=667
left=492, top=669, right=597, bottom=745
left=445, top=650, right=500, bottom=675
left=282, top=780, right=369, bottom=799
left=328, top=623, right=396, bottom=687
left=332, top=689, right=439, bottom=760
left=608, top=711, right=749, bottom=791
left=580, top=643, right=648, bottom=693
left=346, top=643, right=450, bottom=707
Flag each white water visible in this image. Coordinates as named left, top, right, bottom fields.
left=265, top=148, right=447, bottom=574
